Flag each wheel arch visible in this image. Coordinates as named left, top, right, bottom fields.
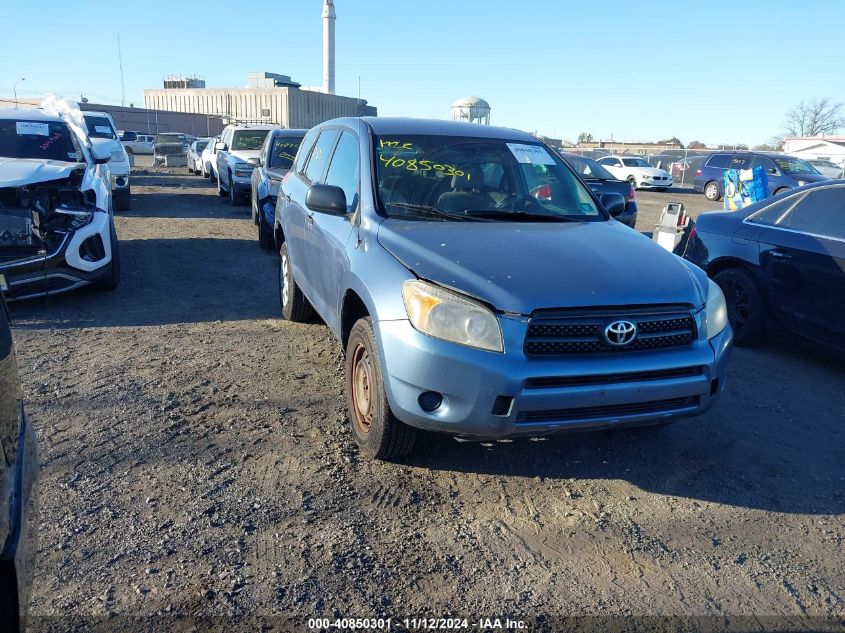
left=341, top=289, right=371, bottom=351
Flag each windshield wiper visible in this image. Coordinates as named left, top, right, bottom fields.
left=464, top=209, right=576, bottom=222
left=387, top=202, right=488, bottom=222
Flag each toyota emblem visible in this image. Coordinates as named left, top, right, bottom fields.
left=604, top=320, right=637, bottom=346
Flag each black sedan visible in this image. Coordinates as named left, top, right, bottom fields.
left=560, top=153, right=638, bottom=228
left=0, top=296, right=38, bottom=632
left=677, top=181, right=845, bottom=351
left=250, top=129, right=307, bottom=250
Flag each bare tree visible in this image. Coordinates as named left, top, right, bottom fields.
left=577, top=132, right=594, bottom=144
left=687, top=140, right=706, bottom=149
left=784, top=98, right=845, bottom=137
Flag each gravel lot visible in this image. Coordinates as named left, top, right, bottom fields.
left=9, top=167, right=845, bottom=632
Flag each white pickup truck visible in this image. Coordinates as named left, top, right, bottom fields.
left=120, top=131, right=154, bottom=155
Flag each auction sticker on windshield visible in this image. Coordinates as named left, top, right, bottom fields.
left=16, top=122, right=49, bottom=136
left=94, top=125, right=112, bottom=135
left=506, top=143, right=556, bottom=165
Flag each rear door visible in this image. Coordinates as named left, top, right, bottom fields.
left=759, top=184, right=845, bottom=347
left=282, top=128, right=339, bottom=309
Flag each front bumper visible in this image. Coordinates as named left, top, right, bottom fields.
left=376, top=317, right=732, bottom=438
left=638, top=178, right=673, bottom=189
left=0, top=212, right=114, bottom=301
left=231, top=173, right=253, bottom=193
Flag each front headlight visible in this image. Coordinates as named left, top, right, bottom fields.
left=401, top=280, right=503, bottom=352
left=704, top=279, right=728, bottom=339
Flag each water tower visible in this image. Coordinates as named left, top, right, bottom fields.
left=451, top=96, right=491, bottom=124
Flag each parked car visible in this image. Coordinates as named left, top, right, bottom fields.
left=678, top=180, right=845, bottom=351
left=187, top=138, right=211, bottom=175
left=83, top=112, right=131, bottom=211
left=0, top=108, right=120, bottom=300
left=153, top=133, right=190, bottom=166
left=120, top=131, right=154, bottom=155
left=0, top=295, right=38, bottom=633
left=216, top=125, right=278, bottom=205
left=559, top=153, right=638, bottom=228
left=200, top=136, right=220, bottom=180
left=693, top=152, right=829, bottom=201
left=276, top=117, right=732, bottom=459
left=596, top=155, right=673, bottom=190
left=669, top=155, right=707, bottom=186
left=250, top=129, right=306, bottom=249
left=803, top=158, right=844, bottom=179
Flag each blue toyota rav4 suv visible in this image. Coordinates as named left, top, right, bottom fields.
left=275, top=118, right=733, bottom=459
left=694, top=151, right=829, bottom=201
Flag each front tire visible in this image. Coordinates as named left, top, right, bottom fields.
left=217, top=173, right=227, bottom=197
left=114, top=187, right=130, bottom=212
left=346, top=317, right=417, bottom=460
left=704, top=181, right=721, bottom=201
left=258, top=213, right=274, bottom=250
left=713, top=267, right=764, bottom=345
left=228, top=172, right=239, bottom=205
left=94, top=219, right=121, bottom=290
left=279, top=242, right=313, bottom=322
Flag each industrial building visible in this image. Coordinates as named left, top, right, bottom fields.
left=143, top=1, right=375, bottom=128
left=144, top=72, right=375, bottom=129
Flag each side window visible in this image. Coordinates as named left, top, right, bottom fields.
left=730, top=155, right=750, bottom=169
left=747, top=196, right=798, bottom=226
left=304, top=129, right=340, bottom=183
left=324, top=131, right=360, bottom=212
left=752, top=156, right=777, bottom=174
left=294, top=129, right=320, bottom=175
left=782, top=187, right=845, bottom=239
left=122, top=131, right=137, bottom=141
left=707, top=154, right=732, bottom=169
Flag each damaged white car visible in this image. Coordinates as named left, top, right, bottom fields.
left=0, top=107, right=120, bottom=301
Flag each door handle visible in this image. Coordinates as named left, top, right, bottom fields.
left=769, top=250, right=791, bottom=260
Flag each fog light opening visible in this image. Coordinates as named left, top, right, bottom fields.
left=492, top=396, right=514, bottom=417
left=418, top=391, right=443, bottom=412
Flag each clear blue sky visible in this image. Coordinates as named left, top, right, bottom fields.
left=2, top=1, right=843, bottom=147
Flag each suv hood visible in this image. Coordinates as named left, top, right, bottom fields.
left=378, top=219, right=706, bottom=314
left=634, top=166, right=670, bottom=177
left=228, top=149, right=261, bottom=162
left=790, top=172, right=829, bottom=184
left=0, top=157, right=84, bottom=187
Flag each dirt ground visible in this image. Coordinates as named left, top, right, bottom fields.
left=9, top=167, right=845, bottom=632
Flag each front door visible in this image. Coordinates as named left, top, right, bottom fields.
left=759, top=185, right=845, bottom=347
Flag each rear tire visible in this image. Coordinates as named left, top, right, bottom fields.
left=279, top=242, right=313, bottom=322
left=712, top=267, right=764, bottom=346
left=704, top=181, right=721, bottom=201
left=346, top=317, right=417, bottom=460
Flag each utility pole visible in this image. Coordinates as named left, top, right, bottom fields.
left=118, top=34, right=126, bottom=107
left=13, top=77, right=25, bottom=106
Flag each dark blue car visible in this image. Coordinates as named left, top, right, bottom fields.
left=679, top=180, right=845, bottom=351
left=0, top=296, right=38, bottom=632
left=250, top=129, right=307, bottom=249
left=693, top=151, right=829, bottom=202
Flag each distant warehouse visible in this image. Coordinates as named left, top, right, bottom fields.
left=143, top=72, right=376, bottom=129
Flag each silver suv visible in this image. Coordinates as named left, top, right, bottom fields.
left=215, top=124, right=278, bottom=205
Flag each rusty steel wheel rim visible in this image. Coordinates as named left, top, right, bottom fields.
left=351, top=343, right=374, bottom=434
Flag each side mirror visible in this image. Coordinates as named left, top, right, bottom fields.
left=247, top=157, right=261, bottom=167
left=599, top=192, right=626, bottom=217
left=91, top=146, right=111, bottom=164
left=215, top=142, right=227, bottom=151
left=305, top=184, right=347, bottom=215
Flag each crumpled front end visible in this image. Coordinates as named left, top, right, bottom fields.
left=0, top=172, right=113, bottom=300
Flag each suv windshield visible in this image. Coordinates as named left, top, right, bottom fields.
left=375, top=135, right=604, bottom=222
left=774, top=157, right=820, bottom=175
left=232, top=130, right=271, bottom=151
left=0, top=119, right=82, bottom=162
left=83, top=115, right=116, bottom=140
left=155, top=134, right=187, bottom=145
left=269, top=136, right=304, bottom=169
left=622, top=157, right=649, bottom=167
